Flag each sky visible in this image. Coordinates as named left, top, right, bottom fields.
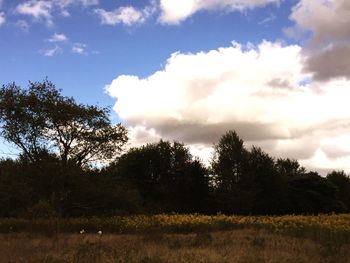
left=1, top=0, right=350, bottom=174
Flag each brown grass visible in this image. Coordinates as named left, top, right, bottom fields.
left=0, top=228, right=349, bottom=263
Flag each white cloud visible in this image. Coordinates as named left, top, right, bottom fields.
left=15, top=0, right=53, bottom=26
left=0, top=12, right=5, bottom=27
left=60, top=10, right=70, bottom=17
left=106, top=41, right=350, bottom=173
left=258, top=13, right=276, bottom=25
left=14, top=0, right=98, bottom=26
left=14, top=20, right=30, bottom=31
left=54, top=0, right=98, bottom=16
left=40, top=45, right=61, bottom=56
left=159, top=0, right=280, bottom=24
left=47, top=33, right=68, bottom=42
left=94, top=4, right=156, bottom=26
left=79, top=0, right=99, bottom=7
left=288, top=0, right=350, bottom=45
left=72, top=43, right=87, bottom=55
left=55, top=0, right=98, bottom=9
left=287, top=0, right=350, bottom=81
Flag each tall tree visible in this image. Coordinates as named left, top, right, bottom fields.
left=245, top=146, right=285, bottom=214
left=327, top=170, right=350, bottom=211
left=275, top=158, right=306, bottom=176
left=109, top=140, right=210, bottom=213
left=286, top=172, right=344, bottom=214
left=211, top=130, right=248, bottom=191
left=0, top=80, right=128, bottom=166
left=210, top=130, right=249, bottom=213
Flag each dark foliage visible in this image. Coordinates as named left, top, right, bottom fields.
left=105, top=140, right=210, bottom=213
left=0, top=80, right=128, bottom=167
left=0, top=156, right=141, bottom=217
left=1, top=129, right=349, bottom=217
left=210, top=131, right=348, bottom=215
left=0, top=80, right=349, bottom=217
left=327, top=171, right=350, bottom=212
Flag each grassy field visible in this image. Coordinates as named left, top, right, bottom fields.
left=1, top=214, right=350, bottom=262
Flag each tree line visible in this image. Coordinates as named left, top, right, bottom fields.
left=0, top=80, right=349, bottom=218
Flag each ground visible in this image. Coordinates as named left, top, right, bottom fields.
left=1, top=228, right=349, bottom=263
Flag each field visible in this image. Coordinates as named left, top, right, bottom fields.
left=1, top=214, right=350, bottom=262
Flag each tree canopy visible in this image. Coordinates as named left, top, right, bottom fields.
left=0, top=80, right=350, bottom=217
left=0, top=80, right=128, bottom=166
left=107, top=140, right=210, bottom=213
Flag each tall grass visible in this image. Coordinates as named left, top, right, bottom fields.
left=2, top=229, right=349, bottom=262
left=0, top=214, right=350, bottom=262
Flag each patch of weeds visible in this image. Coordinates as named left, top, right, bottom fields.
left=239, top=256, right=265, bottom=263
left=284, top=258, right=310, bottom=263
left=250, top=237, right=265, bottom=248
left=167, top=236, right=184, bottom=249
left=140, top=254, right=163, bottom=263
left=112, top=246, right=137, bottom=263
left=319, top=240, right=343, bottom=258
left=37, top=255, right=68, bottom=263
left=141, top=232, right=164, bottom=244
left=192, top=232, right=213, bottom=247
left=319, top=231, right=345, bottom=258
left=73, top=241, right=103, bottom=263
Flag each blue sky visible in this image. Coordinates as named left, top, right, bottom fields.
left=1, top=0, right=350, bottom=173
left=1, top=0, right=295, bottom=105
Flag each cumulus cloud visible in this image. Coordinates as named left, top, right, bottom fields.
left=287, top=0, right=350, bottom=81
left=258, top=13, right=276, bottom=25
left=106, top=41, right=350, bottom=172
left=47, top=33, right=68, bottom=42
left=15, top=0, right=53, bottom=26
left=94, top=3, right=156, bottom=26
left=71, top=43, right=87, bottom=55
left=0, top=12, right=5, bottom=27
left=60, top=10, right=70, bottom=17
left=55, top=0, right=98, bottom=9
left=14, top=0, right=98, bottom=26
left=79, top=0, right=98, bottom=6
left=158, top=0, right=280, bottom=24
left=40, top=45, right=61, bottom=56
left=14, top=20, right=30, bottom=31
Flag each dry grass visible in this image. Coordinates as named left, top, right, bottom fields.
left=1, top=228, right=349, bottom=263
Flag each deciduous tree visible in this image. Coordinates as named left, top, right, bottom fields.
left=0, top=80, right=128, bottom=167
